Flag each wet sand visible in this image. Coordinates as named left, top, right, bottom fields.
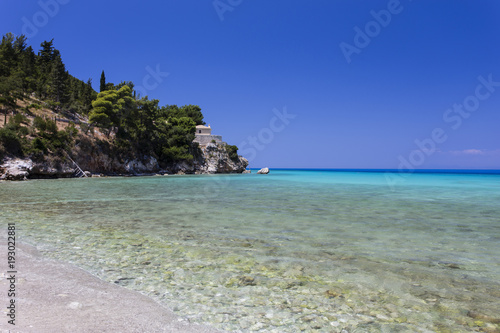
left=0, top=239, right=223, bottom=333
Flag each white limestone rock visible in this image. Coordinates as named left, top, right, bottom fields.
left=0, top=158, right=32, bottom=180
left=257, top=167, right=270, bottom=174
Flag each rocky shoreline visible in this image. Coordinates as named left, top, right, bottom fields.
left=0, top=142, right=249, bottom=181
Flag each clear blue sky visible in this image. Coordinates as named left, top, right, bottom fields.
left=2, top=0, right=500, bottom=169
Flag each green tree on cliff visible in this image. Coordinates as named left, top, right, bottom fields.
left=89, top=85, right=135, bottom=136
left=89, top=90, right=119, bottom=134
left=161, top=104, right=205, bottom=125
left=161, top=116, right=196, bottom=161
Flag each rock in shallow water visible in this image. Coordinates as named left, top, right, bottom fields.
left=238, top=276, right=256, bottom=286
left=257, top=167, right=270, bottom=174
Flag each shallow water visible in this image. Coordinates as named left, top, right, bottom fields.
left=2, top=170, right=500, bottom=332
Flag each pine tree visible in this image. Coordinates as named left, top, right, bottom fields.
left=0, top=34, right=23, bottom=120
left=13, top=35, right=27, bottom=54
left=18, top=45, right=37, bottom=94
left=0, top=75, right=22, bottom=123
left=36, top=39, right=55, bottom=99
left=49, top=50, right=69, bottom=105
left=38, top=39, right=54, bottom=73
left=0, top=33, right=16, bottom=77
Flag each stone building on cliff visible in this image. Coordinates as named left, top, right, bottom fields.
left=193, top=124, right=224, bottom=146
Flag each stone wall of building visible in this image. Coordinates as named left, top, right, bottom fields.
left=194, top=135, right=223, bottom=146
left=196, top=126, right=212, bottom=135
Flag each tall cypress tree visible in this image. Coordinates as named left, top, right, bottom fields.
left=100, top=70, right=106, bottom=92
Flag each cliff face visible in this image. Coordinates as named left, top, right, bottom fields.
left=196, top=142, right=249, bottom=174
left=71, top=141, right=248, bottom=175
left=0, top=142, right=248, bottom=180
left=0, top=157, right=75, bottom=180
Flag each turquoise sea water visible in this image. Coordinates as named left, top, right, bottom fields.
left=1, top=170, right=500, bottom=332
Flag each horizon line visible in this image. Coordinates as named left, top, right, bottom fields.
left=248, top=167, right=500, bottom=174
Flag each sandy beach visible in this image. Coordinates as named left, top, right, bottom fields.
left=0, top=238, right=223, bottom=333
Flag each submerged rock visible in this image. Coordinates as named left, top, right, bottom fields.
left=238, top=276, right=256, bottom=286
left=467, top=311, right=500, bottom=324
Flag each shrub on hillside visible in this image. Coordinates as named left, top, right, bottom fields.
left=33, top=116, right=47, bottom=132
left=66, top=122, right=78, bottom=137
left=31, top=137, right=48, bottom=154
left=27, top=103, right=41, bottom=111
left=13, top=113, right=28, bottom=125
left=0, top=127, right=23, bottom=156
left=45, top=119, right=58, bottom=135
left=33, top=117, right=58, bottom=135
left=225, top=144, right=239, bottom=162
left=18, top=126, right=29, bottom=136
left=162, top=146, right=193, bottom=162
left=0, top=142, right=4, bottom=161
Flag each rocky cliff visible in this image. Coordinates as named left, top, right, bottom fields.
left=196, top=142, right=248, bottom=174
left=0, top=142, right=248, bottom=180
left=0, top=157, right=75, bottom=180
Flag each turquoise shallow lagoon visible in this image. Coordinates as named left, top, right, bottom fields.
left=2, top=169, right=500, bottom=332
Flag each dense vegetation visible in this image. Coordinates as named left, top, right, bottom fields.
left=0, top=33, right=233, bottom=166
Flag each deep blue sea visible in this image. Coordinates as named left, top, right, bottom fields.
left=1, top=169, right=499, bottom=332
